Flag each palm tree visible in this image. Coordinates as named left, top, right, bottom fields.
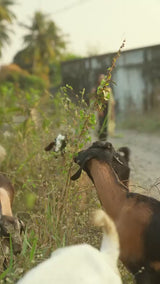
left=0, top=0, right=15, bottom=21
left=0, top=0, right=16, bottom=57
left=20, top=11, right=66, bottom=76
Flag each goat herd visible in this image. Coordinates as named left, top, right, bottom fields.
left=1, top=137, right=160, bottom=283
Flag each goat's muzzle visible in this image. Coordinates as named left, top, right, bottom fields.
left=0, top=216, right=25, bottom=255
left=71, top=141, right=114, bottom=181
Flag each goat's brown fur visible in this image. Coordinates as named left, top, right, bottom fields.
left=0, top=175, right=24, bottom=260
left=0, top=188, right=13, bottom=216
left=0, top=175, right=14, bottom=206
left=73, top=154, right=129, bottom=211
left=150, top=261, right=160, bottom=271
left=76, top=173, right=94, bottom=211
left=88, top=160, right=153, bottom=268
left=72, top=142, right=160, bottom=283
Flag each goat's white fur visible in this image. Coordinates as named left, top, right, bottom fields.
left=55, top=134, right=65, bottom=152
left=17, top=209, right=122, bottom=284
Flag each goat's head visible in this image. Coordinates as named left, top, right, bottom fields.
left=45, top=134, right=67, bottom=156
left=71, top=141, right=130, bottom=187
left=0, top=212, right=25, bottom=255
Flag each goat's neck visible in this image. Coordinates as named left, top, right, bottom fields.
left=0, top=187, right=13, bottom=216
left=88, top=159, right=127, bottom=220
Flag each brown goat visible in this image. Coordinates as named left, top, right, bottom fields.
left=71, top=141, right=130, bottom=188
left=0, top=174, right=24, bottom=261
left=71, top=141, right=160, bottom=284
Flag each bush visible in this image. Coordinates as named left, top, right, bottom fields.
left=0, top=64, right=47, bottom=91
left=0, top=87, right=134, bottom=283
left=0, top=45, right=134, bottom=283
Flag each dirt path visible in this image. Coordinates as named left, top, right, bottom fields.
left=108, top=130, right=160, bottom=199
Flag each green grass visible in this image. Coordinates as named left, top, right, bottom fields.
left=0, top=86, right=135, bottom=283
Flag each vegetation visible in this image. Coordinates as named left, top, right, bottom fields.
left=0, top=40, right=135, bottom=283
left=0, top=64, right=47, bottom=90
left=0, top=83, right=134, bottom=284
left=0, top=0, right=16, bottom=57
left=13, top=11, right=66, bottom=83
left=0, top=4, right=80, bottom=87
left=0, top=3, right=158, bottom=283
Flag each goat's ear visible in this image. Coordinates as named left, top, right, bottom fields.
left=117, top=147, right=130, bottom=163
left=44, top=141, right=55, bottom=151
left=71, top=168, right=82, bottom=180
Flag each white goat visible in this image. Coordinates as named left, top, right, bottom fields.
left=17, top=209, right=122, bottom=284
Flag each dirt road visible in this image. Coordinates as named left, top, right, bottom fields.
left=109, top=130, right=160, bottom=199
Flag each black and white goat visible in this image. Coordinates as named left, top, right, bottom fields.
left=45, top=134, right=67, bottom=156
left=17, top=209, right=122, bottom=284
left=71, top=141, right=160, bottom=284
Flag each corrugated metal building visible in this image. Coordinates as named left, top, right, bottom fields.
left=61, top=44, right=160, bottom=114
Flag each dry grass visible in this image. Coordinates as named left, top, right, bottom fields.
left=0, top=90, right=134, bottom=283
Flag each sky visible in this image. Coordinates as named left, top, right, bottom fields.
left=1, top=0, right=160, bottom=64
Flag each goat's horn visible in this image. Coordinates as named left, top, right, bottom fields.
left=44, top=141, right=55, bottom=151
left=71, top=153, right=92, bottom=180
left=71, top=168, right=82, bottom=180
left=113, top=154, right=124, bottom=165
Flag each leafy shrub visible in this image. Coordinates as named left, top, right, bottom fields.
left=0, top=42, right=134, bottom=283
left=0, top=64, right=47, bottom=91
left=0, top=85, right=134, bottom=283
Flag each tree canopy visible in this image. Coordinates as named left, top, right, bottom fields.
left=14, top=11, right=66, bottom=80
left=0, top=0, right=15, bottom=57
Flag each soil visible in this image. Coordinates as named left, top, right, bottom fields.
left=109, top=129, right=160, bottom=199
